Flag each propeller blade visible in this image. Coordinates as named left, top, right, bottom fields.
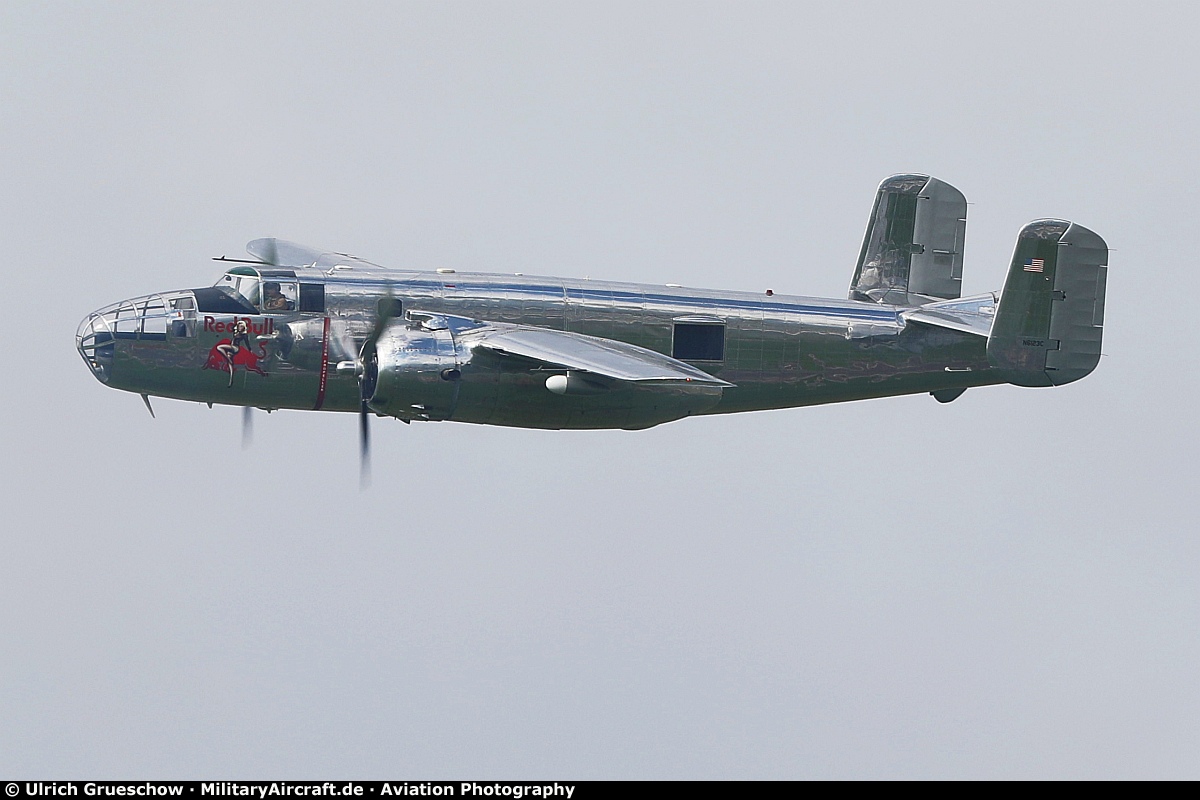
left=242, top=406, right=253, bottom=449
left=359, top=400, right=371, bottom=489
left=360, top=286, right=400, bottom=364
left=330, top=324, right=358, bottom=362
left=356, top=282, right=395, bottom=491
left=246, top=237, right=281, bottom=266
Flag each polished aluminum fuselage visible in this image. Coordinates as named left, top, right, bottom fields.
left=80, top=267, right=1002, bottom=429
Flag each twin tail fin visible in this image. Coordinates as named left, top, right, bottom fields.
left=850, top=174, right=967, bottom=306
left=987, top=220, right=1108, bottom=387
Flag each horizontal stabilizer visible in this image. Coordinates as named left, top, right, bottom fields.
left=850, top=174, right=967, bottom=306
left=476, top=328, right=733, bottom=387
left=901, top=293, right=997, bottom=338
left=987, top=220, right=1108, bottom=387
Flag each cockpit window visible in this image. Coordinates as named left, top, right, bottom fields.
left=193, top=286, right=260, bottom=314
left=261, top=281, right=297, bottom=312
left=220, top=273, right=260, bottom=306
left=216, top=268, right=299, bottom=312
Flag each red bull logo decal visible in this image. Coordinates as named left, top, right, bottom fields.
left=203, top=316, right=274, bottom=335
left=202, top=317, right=271, bottom=387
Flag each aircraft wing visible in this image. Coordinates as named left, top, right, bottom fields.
left=474, top=327, right=734, bottom=386
left=246, top=238, right=387, bottom=271
left=900, top=293, right=996, bottom=338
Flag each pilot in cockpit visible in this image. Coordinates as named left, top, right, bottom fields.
left=262, top=282, right=293, bottom=312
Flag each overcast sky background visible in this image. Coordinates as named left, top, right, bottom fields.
left=2, top=1, right=1198, bottom=779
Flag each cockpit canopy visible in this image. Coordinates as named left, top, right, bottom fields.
left=209, top=266, right=324, bottom=314
left=216, top=266, right=298, bottom=312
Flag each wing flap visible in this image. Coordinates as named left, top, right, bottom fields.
left=475, top=327, right=733, bottom=386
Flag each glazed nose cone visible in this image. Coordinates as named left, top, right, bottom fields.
left=77, top=309, right=114, bottom=383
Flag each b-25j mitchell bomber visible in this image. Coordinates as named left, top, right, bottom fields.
left=78, top=174, right=1108, bottom=472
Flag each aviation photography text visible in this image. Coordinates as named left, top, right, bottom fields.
left=11, top=785, right=577, bottom=800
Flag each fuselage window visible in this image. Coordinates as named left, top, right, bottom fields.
left=262, top=281, right=297, bottom=312
left=170, top=296, right=196, bottom=337
left=672, top=323, right=725, bottom=361
left=299, top=283, right=325, bottom=313
left=139, top=295, right=167, bottom=338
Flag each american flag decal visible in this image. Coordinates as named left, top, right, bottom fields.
left=1024, top=258, right=1045, bottom=273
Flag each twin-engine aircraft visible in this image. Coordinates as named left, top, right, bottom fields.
left=78, top=174, right=1108, bottom=476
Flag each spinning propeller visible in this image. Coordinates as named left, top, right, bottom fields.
left=234, top=241, right=400, bottom=489
left=352, top=289, right=401, bottom=489
left=242, top=405, right=253, bottom=449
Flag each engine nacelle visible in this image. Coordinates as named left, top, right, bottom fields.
left=366, top=321, right=460, bottom=421
left=354, top=312, right=726, bottom=429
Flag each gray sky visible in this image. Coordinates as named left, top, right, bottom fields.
left=2, top=0, right=1198, bottom=779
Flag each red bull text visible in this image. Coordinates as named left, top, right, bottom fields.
left=203, top=316, right=275, bottom=335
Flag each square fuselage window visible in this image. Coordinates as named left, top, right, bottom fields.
left=299, top=283, right=326, bottom=313
left=672, top=323, right=725, bottom=361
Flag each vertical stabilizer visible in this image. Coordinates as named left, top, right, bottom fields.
left=850, top=174, right=967, bottom=306
left=987, top=220, right=1108, bottom=387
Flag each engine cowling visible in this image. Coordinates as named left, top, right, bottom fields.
left=365, top=321, right=460, bottom=420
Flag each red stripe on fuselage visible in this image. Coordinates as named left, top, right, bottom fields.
left=313, top=316, right=331, bottom=410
